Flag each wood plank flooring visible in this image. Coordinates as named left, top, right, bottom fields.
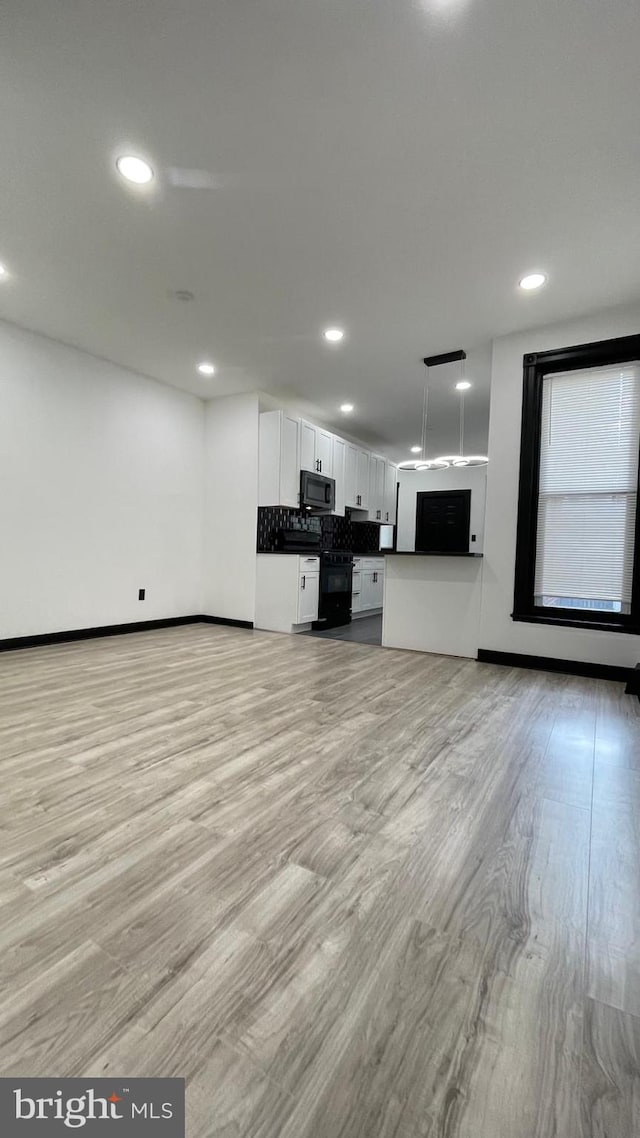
left=0, top=623, right=638, bottom=1136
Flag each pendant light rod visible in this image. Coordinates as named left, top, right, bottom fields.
left=459, top=355, right=465, bottom=456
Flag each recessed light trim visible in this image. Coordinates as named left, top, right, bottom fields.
left=116, top=154, right=154, bottom=185
left=456, top=381, right=471, bottom=390
left=410, top=446, right=422, bottom=453
left=340, top=403, right=354, bottom=413
left=519, top=272, right=547, bottom=291
left=197, top=361, right=216, bottom=376
left=324, top=327, right=344, bottom=343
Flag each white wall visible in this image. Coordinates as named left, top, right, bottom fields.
left=203, top=393, right=259, bottom=624
left=0, top=321, right=204, bottom=639
left=480, top=301, right=640, bottom=667
left=396, top=466, right=486, bottom=553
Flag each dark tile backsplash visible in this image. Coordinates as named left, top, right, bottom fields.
left=257, top=506, right=384, bottom=554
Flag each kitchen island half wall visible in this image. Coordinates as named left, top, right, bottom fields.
left=382, top=552, right=484, bottom=658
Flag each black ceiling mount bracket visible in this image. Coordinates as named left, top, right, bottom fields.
left=423, top=349, right=466, bottom=368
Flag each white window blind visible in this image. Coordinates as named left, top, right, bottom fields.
left=534, top=362, right=640, bottom=613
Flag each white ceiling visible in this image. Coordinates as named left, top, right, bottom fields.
left=2, top=0, right=640, bottom=462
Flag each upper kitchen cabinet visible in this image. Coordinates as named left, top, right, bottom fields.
left=332, top=436, right=346, bottom=516
left=259, top=410, right=300, bottom=508
left=357, top=449, right=370, bottom=509
left=345, top=443, right=370, bottom=509
left=300, top=420, right=334, bottom=476
left=383, top=460, right=398, bottom=525
left=259, top=406, right=389, bottom=519
left=367, top=454, right=386, bottom=521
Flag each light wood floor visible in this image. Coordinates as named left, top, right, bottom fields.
left=1, top=624, right=639, bottom=1137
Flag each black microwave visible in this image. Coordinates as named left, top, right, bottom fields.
left=300, top=469, right=335, bottom=513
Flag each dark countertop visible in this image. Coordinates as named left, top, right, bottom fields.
left=386, top=551, right=483, bottom=557
left=257, top=549, right=387, bottom=556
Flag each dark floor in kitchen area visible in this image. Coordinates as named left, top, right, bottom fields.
left=305, top=613, right=383, bottom=646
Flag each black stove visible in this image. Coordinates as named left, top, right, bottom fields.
left=312, top=550, right=354, bottom=630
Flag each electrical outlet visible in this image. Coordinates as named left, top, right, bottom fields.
left=471, top=534, right=476, bottom=543
left=138, top=588, right=145, bottom=601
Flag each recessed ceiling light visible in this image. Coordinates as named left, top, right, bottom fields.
left=456, top=381, right=471, bottom=390
left=410, top=446, right=421, bottom=453
left=340, top=403, right=354, bottom=413
left=116, top=154, right=154, bottom=185
left=519, top=272, right=547, bottom=291
left=324, top=327, right=344, bottom=343
left=0, top=263, right=8, bottom=279
left=197, top=361, right=216, bottom=376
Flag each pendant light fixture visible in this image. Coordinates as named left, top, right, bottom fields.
left=398, top=350, right=488, bottom=471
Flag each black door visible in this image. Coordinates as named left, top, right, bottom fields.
left=415, top=489, right=471, bottom=553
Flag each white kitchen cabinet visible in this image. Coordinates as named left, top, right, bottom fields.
left=260, top=406, right=393, bottom=520
left=332, top=436, right=346, bottom=516
left=368, top=454, right=386, bottom=522
left=300, top=420, right=333, bottom=476
left=299, top=420, right=316, bottom=474
left=373, top=564, right=385, bottom=607
left=358, top=558, right=385, bottom=612
left=255, top=555, right=320, bottom=633
left=383, top=461, right=397, bottom=525
left=344, top=443, right=373, bottom=510
left=360, top=570, right=375, bottom=611
left=351, top=558, right=362, bottom=613
left=345, top=444, right=358, bottom=508
left=297, top=565, right=320, bottom=624
left=356, top=448, right=370, bottom=509
left=317, top=429, right=333, bottom=476
left=367, top=457, right=396, bottom=524
left=259, top=410, right=300, bottom=508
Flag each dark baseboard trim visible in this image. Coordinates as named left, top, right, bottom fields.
left=477, top=648, right=631, bottom=683
left=625, top=663, right=640, bottom=699
left=198, top=615, right=254, bottom=630
left=0, top=614, right=253, bottom=652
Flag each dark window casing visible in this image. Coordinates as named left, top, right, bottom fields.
left=513, top=333, right=640, bottom=634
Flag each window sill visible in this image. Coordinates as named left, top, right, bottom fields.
left=511, top=612, right=640, bottom=635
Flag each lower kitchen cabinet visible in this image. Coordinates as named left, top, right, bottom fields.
left=352, top=557, right=384, bottom=614
left=352, top=563, right=362, bottom=613
left=297, top=566, right=319, bottom=624
left=255, top=555, right=320, bottom=633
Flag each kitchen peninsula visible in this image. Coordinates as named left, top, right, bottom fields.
left=382, top=551, right=484, bottom=658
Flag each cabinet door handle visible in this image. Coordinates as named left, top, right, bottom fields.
left=301, top=575, right=306, bottom=589
left=319, top=459, right=322, bottom=472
